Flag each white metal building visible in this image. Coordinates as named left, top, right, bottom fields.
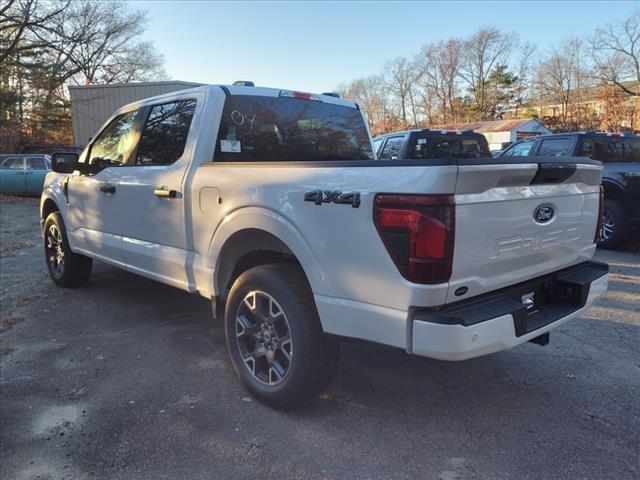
left=69, top=81, right=204, bottom=146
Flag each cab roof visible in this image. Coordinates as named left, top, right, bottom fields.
left=374, top=128, right=485, bottom=139
left=118, top=84, right=359, bottom=112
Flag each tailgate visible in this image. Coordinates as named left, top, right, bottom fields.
left=447, top=157, right=602, bottom=303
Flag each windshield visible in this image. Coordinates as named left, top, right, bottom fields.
left=407, top=135, right=491, bottom=159
left=214, top=95, right=373, bottom=162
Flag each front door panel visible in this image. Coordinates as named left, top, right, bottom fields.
left=66, top=169, right=124, bottom=264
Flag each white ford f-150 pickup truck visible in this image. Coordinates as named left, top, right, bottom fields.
left=41, top=84, right=608, bottom=407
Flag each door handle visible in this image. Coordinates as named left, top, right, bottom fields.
left=154, top=188, right=178, bottom=198
left=100, top=184, right=116, bottom=194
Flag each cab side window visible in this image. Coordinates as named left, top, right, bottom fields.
left=537, top=138, right=572, bottom=157
left=579, top=138, right=625, bottom=162
left=502, top=141, right=534, bottom=157
left=88, top=111, right=139, bottom=168
left=27, top=157, right=47, bottom=170
left=623, top=139, right=640, bottom=162
left=578, top=139, right=594, bottom=158
left=1, top=158, right=24, bottom=169
left=379, top=136, right=405, bottom=160
left=135, top=100, right=197, bottom=166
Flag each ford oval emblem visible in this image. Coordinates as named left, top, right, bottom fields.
left=534, top=204, right=555, bottom=224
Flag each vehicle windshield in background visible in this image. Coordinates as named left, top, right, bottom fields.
left=578, top=136, right=640, bottom=162
left=215, top=95, right=374, bottom=162
left=408, top=135, right=490, bottom=159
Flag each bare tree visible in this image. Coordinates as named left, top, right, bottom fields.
left=383, top=56, right=419, bottom=126
left=535, top=37, right=590, bottom=128
left=338, top=75, right=387, bottom=128
left=0, top=0, right=67, bottom=65
left=590, top=9, right=640, bottom=96
left=35, top=0, right=166, bottom=87
left=1, top=0, right=166, bottom=152
left=459, top=27, right=518, bottom=119
left=512, top=42, right=537, bottom=117
left=416, top=39, right=463, bottom=123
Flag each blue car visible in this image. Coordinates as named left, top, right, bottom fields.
left=0, top=154, right=51, bottom=196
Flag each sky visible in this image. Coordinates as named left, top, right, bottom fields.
left=132, top=0, right=638, bottom=93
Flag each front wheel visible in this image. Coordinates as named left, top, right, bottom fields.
left=44, top=212, right=92, bottom=287
left=224, top=263, right=339, bottom=408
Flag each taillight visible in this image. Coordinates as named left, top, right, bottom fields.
left=594, top=185, right=604, bottom=243
left=374, top=194, right=455, bottom=284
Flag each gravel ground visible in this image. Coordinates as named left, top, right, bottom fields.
left=1, top=196, right=639, bottom=480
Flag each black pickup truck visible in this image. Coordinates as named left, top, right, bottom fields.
left=498, top=132, right=640, bottom=249
left=373, top=129, right=491, bottom=161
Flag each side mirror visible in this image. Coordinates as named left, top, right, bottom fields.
left=51, top=152, right=78, bottom=174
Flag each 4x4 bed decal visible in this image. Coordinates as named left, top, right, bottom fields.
left=304, top=190, right=361, bottom=208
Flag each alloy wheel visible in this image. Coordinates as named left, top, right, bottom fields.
left=235, top=290, right=293, bottom=385
left=600, top=209, right=614, bottom=242
left=46, top=224, right=65, bottom=275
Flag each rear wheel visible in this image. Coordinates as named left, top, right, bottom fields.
left=598, top=200, right=629, bottom=250
left=44, top=212, right=92, bottom=287
left=224, top=263, right=339, bottom=408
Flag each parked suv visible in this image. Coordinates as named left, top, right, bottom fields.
left=499, top=132, right=640, bottom=249
left=42, top=85, right=607, bottom=407
left=373, top=129, right=491, bottom=160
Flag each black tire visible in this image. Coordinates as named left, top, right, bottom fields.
left=598, top=200, right=629, bottom=250
left=224, top=263, right=339, bottom=408
left=43, top=212, right=92, bottom=287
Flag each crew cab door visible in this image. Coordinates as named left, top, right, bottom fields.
left=117, top=98, right=198, bottom=288
left=67, top=109, right=141, bottom=264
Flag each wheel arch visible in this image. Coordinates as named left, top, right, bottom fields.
left=216, top=228, right=301, bottom=300
left=602, top=178, right=626, bottom=203
left=208, top=207, right=324, bottom=316
left=41, top=196, right=60, bottom=220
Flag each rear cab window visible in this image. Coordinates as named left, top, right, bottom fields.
left=408, top=134, right=490, bottom=159
left=578, top=136, right=640, bottom=163
left=214, top=94, right=373, bottom=162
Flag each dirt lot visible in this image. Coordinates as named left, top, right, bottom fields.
left=1, top=196, right=639, bottom=480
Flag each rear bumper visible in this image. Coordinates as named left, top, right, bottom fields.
left=411, top=261, right=608, bottom=360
